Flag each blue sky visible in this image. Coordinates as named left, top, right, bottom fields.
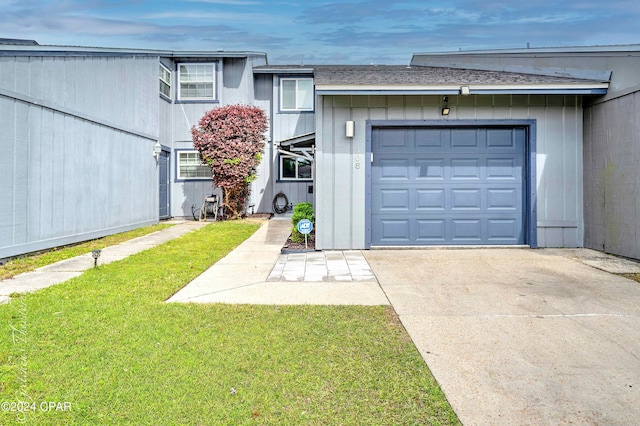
left=1, top=0, right=639, bottom=64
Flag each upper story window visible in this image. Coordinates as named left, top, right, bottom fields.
left=280, top=78, right=313, bottom=111
left=159, top=64, right=171, bottom=98
left=177, top=150, right=211, bottom=180
left=178, top=63, right=216, bottom=100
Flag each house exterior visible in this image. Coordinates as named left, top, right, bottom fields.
left=409, top=46, right=640, bottom=259
left=0, top=39, right=267, bottom=259
left=1, top=39, right=639, bottom=260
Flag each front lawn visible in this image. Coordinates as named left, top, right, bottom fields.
left=0, top=223, right=174, bottom=280
left=0, top=220, right=459, bottom=425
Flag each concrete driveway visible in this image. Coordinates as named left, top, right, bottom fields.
left=364, top=249, right=640, bottom=426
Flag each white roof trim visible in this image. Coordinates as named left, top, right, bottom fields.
left=316, top=83, right=609, bottom=91
left=276, top=132, right=315, bottom=147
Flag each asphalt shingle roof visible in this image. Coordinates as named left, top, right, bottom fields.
left=255, top=64, right=606, bottom=86
left=311, top=65, right=604, bottom=85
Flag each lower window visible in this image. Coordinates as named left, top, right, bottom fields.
left=280, top=155, right=312, bottom=180
left=177, top=150, right=211, bottom=180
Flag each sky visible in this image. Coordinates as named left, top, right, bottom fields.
left=1, top=0, right=639, bottom=64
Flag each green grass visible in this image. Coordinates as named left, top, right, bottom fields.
left=0, top=223, right=173, bottom=280
left=0, top=220, right=459, bottom=425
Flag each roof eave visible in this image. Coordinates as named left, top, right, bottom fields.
left=253, top=68, right=314, bottom=74
left=316, top=83, right=609, bottom=96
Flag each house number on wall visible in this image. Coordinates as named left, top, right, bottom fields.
left=354, top=147, right=361, bottom=169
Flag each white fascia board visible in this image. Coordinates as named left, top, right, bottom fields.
left=315, top=82, right=609, bottom=95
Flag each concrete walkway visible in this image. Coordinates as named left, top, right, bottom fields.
left=167, top=217, right=388, bottom=305
left=0, top=220, right=208, bottom=303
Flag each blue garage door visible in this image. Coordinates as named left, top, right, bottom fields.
left=371, top=126, right=526, bottom=246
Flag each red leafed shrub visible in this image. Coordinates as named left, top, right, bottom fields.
left=191, top=105, right=268, bottom=218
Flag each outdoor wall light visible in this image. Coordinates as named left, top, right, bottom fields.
left=345, top=121, right=355, bottom=138
left=153, top=142, right=162, bottom=160
left=460, top=85, right=471, bottom=96
left=441, top=107, right=451, bottom=116
left=91, top=249, right=101, bottom=268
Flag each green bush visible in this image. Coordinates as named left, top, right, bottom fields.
left=291, top=202, right=315, bottom=243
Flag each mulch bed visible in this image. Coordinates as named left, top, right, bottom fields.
left=281, top=231, right=316, bottom=253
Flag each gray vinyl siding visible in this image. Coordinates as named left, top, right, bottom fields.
left=316, top=94, right=583, bottom=250
left=252, top=74, right=275, bottom=213
left=584, top=91, right=640, bottom=259
left=0, top=55, right=158, bottom=136
left=270, top=75, right=316, bottom=210
left=0, top=53, right=159, bottom=259
left=169, top=56, right=272, bottom=217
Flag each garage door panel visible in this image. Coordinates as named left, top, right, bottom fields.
left=378, top=219, right=411, bottom=243
left=487, top=158, right=520, bottom=179
left=371, top=126, right=526, bottom=246
left=486, top=128, right=516, bottom=149
left=487, top=188, right=519, bottom=210
left=451, top=159, right=481, bottom=179
left=377, top=129, right=410, bottom=149
left=416, top=219, right=446, bottom=242
left=378, top=158, right=410, bottom=179
left=416, top=189, right=445, bottom=210
left=451, top=129, right=481, bottom=149
left=416, top=159, right=445, bottom=179
left=451, top=189, right=482, bottom=210
left=451, top=219, right=483, bottom=241
left=415, top=129, right=446, bottom=148
left=487, top=219, right=522, bottom=242
left=378, top=189, right=410, bottom=210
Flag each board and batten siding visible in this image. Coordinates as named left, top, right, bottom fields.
left=0, top=54, right=159, bottom=258
left=315, top=94, right=583, bottom=250
left=251, top=74, right=275, bottom=213
left=168, top=57, right=272, bottom=217
left=269, top=75, right=316, bottom=211
left=584, top=90, right=640, bottom=259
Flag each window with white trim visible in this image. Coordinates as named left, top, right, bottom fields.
left=159, top=64, right=171, bottom=98
left=280, top=155, right=312, bottom=180
left=177, top=151, right=211, bottom=180
left=178, top=63, right=216, bottom=100
left=280, top=78, right=313, bottom=111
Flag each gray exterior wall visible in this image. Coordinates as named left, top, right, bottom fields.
left=316, top=94, right=583, bottom=250
left=166, top=56, right=272, bottom=218
left=584, top=91, right=640, bottom=258
left=0, top=54, right=159, bottom=259
left=252, top=74, right=274, bottom=213
left=254, top=74, right=316, bottom=212
left=412, top=47, right=640, bottom=259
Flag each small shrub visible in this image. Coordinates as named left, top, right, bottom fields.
left=291, top=202, right=315, bottom=243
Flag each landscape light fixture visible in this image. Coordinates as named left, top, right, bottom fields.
left=91, top=249, right=101, bottom=268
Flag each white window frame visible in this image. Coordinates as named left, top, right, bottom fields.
left=159, top=64, right=171, bottom=99
left=178, top=63, right=216, bottom=101
left=279, top=154, right=313, bottom=181
left=280, top=77, right=314, bottom=111
left=177, top=150, right=211, bottom=180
